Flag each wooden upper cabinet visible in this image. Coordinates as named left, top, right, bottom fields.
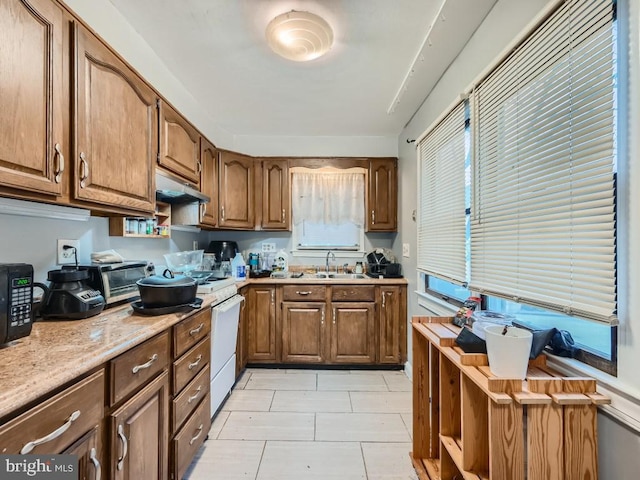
left=367, top=158, right=398, bottom=231
left=261, top=158, right=290, bottom=230
left=158, top=101, right=201, bottom=187
left=74, top=25, right=156, bottom=214
left=218, top=150, right=255, bottom=229
left=199, top=138, right=217, bottom=227
left=0, top=0, right=64, bottom=196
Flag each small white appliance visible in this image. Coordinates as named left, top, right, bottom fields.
left=197, top=277, right=244, bottom=416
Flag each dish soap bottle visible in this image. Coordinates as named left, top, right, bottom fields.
left=231, top=251, right=246, bottom=281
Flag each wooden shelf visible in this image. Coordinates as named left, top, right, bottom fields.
left=411, top=316, right=610, bottom=480
left=109, top=201, right=171, bottom=238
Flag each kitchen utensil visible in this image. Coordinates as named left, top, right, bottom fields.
left=163, top=250, right=204, bottom=276
left=35, top=268, right=105, bottom=320
left=136, top=269, right=197, bottom=308
left=131, top=297, right=203, bottom=316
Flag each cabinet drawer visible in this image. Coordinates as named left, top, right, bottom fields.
left=282, top=285, right=326, bottom=301
left=173, top=308, right=211, bottom=358
left=173, top=336, right=210, bottom=394
left=331, top=285, right=375, bottom=302
left=0, top=369, right=105, bottom=454
left=172, top=393, right=211, bottom=480
left=172, top=365, right=210, bottom=434
left=110, top=331, right=170, bottom=405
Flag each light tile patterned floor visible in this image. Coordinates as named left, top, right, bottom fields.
left=185, top=368, right=418, bottom=480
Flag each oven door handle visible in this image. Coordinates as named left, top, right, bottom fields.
left=213, top=295, right=244, bottom=313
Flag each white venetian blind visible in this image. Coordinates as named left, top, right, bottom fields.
left=417, top=101, right=467, bottom=284
left=470, top=0, right=617, bottom=323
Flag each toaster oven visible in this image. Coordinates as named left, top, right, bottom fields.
left=78, top=262, right=150, bottom=307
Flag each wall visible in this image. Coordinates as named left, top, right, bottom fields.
left=397, top=0, right=640, bottom=477
left=0, top=203, right=204, bottom=283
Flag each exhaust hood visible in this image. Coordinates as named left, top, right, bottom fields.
left=155, top=170, right=209, bottom=204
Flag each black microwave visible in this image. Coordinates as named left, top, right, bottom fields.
left=77, top=262, right=150, bottom=307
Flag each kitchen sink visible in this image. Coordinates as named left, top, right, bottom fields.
left=313, top=273, right=366, bottom=279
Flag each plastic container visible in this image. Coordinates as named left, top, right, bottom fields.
left=484, top=325, right=533, bottom=379
left=471, top=311, right=514, bottom=340
left=274, top=249, right=289, bottom=272
left=231, top=251, right=246, bottom=280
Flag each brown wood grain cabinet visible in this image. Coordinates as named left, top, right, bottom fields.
left=282, top=302, right=326, bottom=363
left=379, top=286, right=405, bottom=364
left=158, top=100, right=201, bottom=187
left=218, top=150, right=255, bottom=229
left=261, top=158, right=290, bottom=230
left=246, top=286, right=278, bottom=362
left=367, top=158, right=398, bottom=231
left=330, top=302, right=376, bottom=364
left=63, top=426, right=102, bottom=480
left=109, top=371, right=169, bottom=480
left=236, top=286, right=249, bottom=377
left=199, top=138, right=218, bottom=227
left=0, top=0, right=65, bottom=197
left=73, top=24, right=157, bottom=215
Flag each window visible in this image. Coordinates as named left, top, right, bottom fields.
left=416, top=0, right=619, bottom=369
left=291, top=168, right=366, bottom=252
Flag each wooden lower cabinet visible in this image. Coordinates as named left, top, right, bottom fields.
left=171, top=393, right=210, bottom=480
left=110, top=371, right=169, bottom=480
left=246, top=286, right=278, bottom=362
left=63, top=426, right=102, bottom=480
left=379, top=286, right=405, bottom=364
left=282, top=302, right=326, bottom=363
left=330, top=303, right=376, bottom=364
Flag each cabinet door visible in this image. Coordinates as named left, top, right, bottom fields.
left=379, top=286, right=403, bottom=364
left=110, top=371, right=169, bottom=480
left=246, top=286, right=277, bottom=362
left=261, top=158, right=290, bottom=230
left=63, top=426, right=102, bottom=480
left=282, top=302, right=326, bottom=363
left=330, top=303, right=376, bottom=364
left=367, top=158, right=397, bottom=231
left=218, top=151, right=255, bottom=229
left=0, top=0, right=64, bottom=196
left=74, top=25, right=156, bottom=214
left=199, top=138, right=218, bottom=227
left=158, top=101, right=201, bottom=186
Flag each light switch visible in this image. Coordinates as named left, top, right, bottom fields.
left=402, top=243, right=410, bottom=258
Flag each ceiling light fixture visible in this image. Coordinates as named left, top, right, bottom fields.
left=266, top=10, right=333, bottom=62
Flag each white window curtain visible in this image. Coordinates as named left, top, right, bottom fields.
left=291, top=170, right=365, bottom=226
left=470, top=0, right=617, bottom=324
left=417, top=101, right=467, bottom=284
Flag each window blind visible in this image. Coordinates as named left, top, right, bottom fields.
left=470, top=0, right=617, bottom=324
left=417, top=102, right=467, bottom=284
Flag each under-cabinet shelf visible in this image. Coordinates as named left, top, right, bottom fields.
left=109, top=201, right=171, bottom=238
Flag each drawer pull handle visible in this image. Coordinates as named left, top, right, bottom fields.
left=116, top=424, right=128, bottom=471
left=20, top=410, right=81, bottom=454
left=321, top=308, right=324, bottom=326
left=132, top=353, right=158, bottom=374
left=54, top=143, right=64, bottom=183
left=90, top=447, right=101, bottom=480
left=189, top=323, right=205, bottom=336
left=282, top=208, right=285, bottom=223
left=188, top=354, right=203, bottom=370
left=221, top=205, right=225, bottom=221
left=188, top=386, right=203, bottom=404
left=333, top=308, right=336, bottom=325
left=189, top=424, right=204, bottom=445
left=296, top=291, right=312, bottom=296
left=79, top=152, right=89, bottom=188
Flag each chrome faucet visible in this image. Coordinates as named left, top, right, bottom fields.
left=325, top=250, right=336, bottom=272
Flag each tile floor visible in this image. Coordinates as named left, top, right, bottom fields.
left=185, top=368, right=418, bottom=480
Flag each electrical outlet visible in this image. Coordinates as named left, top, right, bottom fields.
left=193, top=240, right=199, bottom=250
left=262, top=242, right=276, bottom=253
left=402, top=243, right=410, bottom=258
left=57, top=239, right=79, bottom=265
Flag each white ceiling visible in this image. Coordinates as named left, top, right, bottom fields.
left=107, top=0, right=497, bottom=139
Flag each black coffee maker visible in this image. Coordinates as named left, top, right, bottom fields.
left=35, top=268, right=105, bottom=320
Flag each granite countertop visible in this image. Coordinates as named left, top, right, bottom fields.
left=0, top=293, right=217, bottom=421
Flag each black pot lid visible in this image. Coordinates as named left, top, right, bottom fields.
left=47, top=269, right=89, bottom=282
left=137, top=270, right=196, bottom=287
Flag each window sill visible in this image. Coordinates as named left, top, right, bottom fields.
left=415, top=290, right=458, bottom=316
